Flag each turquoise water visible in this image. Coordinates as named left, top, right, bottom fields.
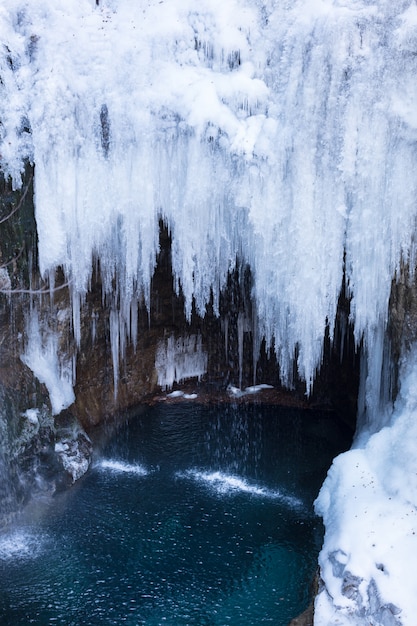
left=0, top=403, right=351, bottom=625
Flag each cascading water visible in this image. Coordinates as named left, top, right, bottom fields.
left=1, top=1, right=417, bottom=624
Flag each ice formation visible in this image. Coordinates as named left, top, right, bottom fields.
left=155, top=334, right=208, bottom=390
left=1, top=0, right=417, bottom=624
left=21, top=309, right=75, bottom=415
left=3, top=0, right=416, bottom=405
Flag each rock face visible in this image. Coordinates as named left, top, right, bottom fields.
left=0, top=171, right=93, bottom=521
left=288, top=604, right=314, bottom=626
left=388, top=263, right=417, bottom=399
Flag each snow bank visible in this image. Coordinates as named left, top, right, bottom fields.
left=315, top=347, right=417, bottom=626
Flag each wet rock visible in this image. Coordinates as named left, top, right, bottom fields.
left=288, top=605, right=314, bottom=626
left=288, top=571, right=318, bottom=626
left=54, top=429, right=92, bottom=483
left=0, top=403, right=92, bottom=526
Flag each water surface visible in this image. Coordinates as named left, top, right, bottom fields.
left=0, top=403, right=351, bottom=625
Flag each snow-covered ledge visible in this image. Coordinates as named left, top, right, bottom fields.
left=315, top=347, right=417, bottom=626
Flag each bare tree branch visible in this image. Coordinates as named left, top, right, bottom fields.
left=0, top=244, right=25, bottom=269
left=0, top=172, right=34, bottom=225
left=0, top=172, right=72, bottom=295
left=0, top=280, right=71, bottom=295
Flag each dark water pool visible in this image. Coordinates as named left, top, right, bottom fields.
left=0, top=403, right=351, bottom=626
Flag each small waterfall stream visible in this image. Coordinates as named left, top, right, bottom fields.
left=0, top=402, right=351, bottom=626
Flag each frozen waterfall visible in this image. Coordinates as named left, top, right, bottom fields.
left=3, top=0, right=417, bottom=411
left=1, top=1, right=417, bottom=624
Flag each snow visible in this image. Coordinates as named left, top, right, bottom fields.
left=166, top=390, right=198, bottom=399
left=315, top=347, right=417, bottom=626
left=167, top=390, right=186, bottom=399
left=1, top=1, right=417, bottom=623
left=23, top=408, right=40, bottom=425
left=227, top=383, right=274, bottom=398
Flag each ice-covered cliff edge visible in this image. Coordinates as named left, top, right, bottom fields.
left=1, top=1, right=417, bottom=623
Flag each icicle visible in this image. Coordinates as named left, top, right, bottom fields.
left=72, top=291, right=81, bottom=349
left=130, top=298, right=138, bottom=350
left=155, top=334, right=208, bottom=390
left=109, top=308, right=119, bottom=400
left=252, top=312, right=261, bottom=387
left=355, top=318, right=394, bottom=442
left=237, top=312, right=245, bottom=390
left=222, top=316, right=229, bottom=363
left=91, top=312, right=97, bottom=343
